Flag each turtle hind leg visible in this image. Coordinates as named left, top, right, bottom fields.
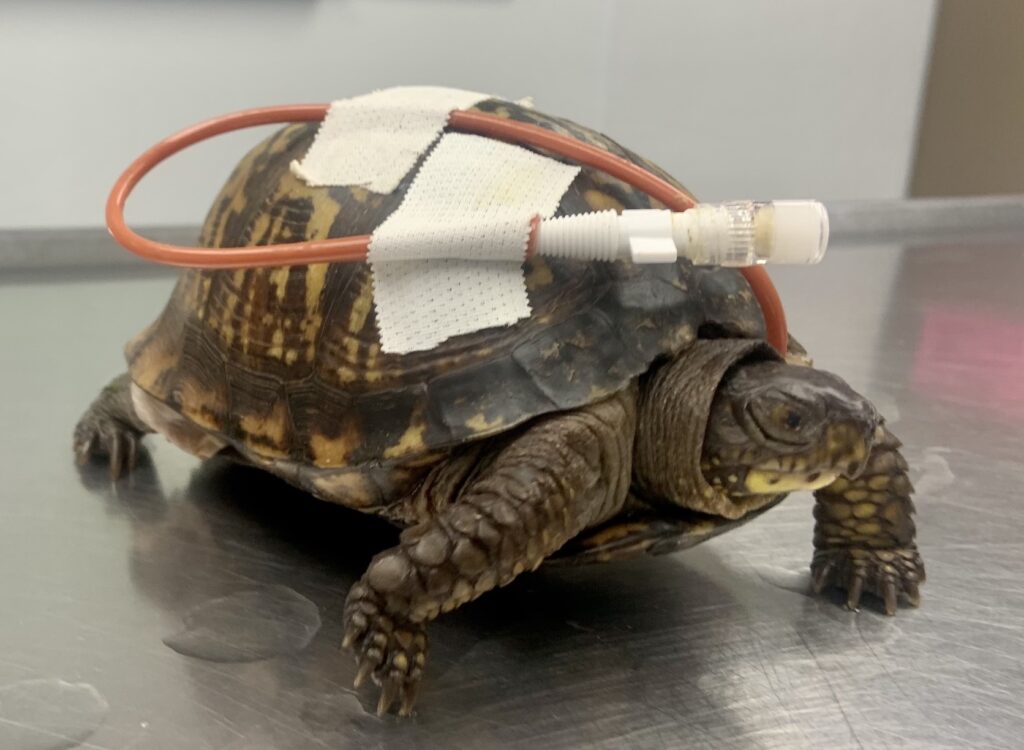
left=74, top=373, right=152, bottom=479
left=811, top=425, right=925, bottom=615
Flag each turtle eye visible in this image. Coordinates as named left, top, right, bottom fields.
left=748, top=400, right=812, bottom=446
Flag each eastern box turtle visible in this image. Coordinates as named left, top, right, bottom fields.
left=75, top=99, right=925, bottom=716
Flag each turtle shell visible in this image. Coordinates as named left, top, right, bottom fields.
left=126, top=99, right=765, bottom=469
left=551, top=495, right=787, bottom=565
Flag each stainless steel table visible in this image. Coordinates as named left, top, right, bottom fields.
left=1, top=233, right=1022, bottom=749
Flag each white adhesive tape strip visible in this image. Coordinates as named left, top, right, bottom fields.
left=289, top=86, right=490, bottom=193
left=370, top=133, right=580, bottom=354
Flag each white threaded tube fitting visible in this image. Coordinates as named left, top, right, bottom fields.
left=533, top=201, right=829, bottom=265
left=532, top=210, right=620, bottom=261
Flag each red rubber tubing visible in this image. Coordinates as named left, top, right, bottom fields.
left=106, top=104, right=787, bottom=353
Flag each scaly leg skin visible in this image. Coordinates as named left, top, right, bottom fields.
left=342, top=390, right=637, bottom=716
left=73, top=373, right=152, bottom=480
left=811, top=425, right=925, bottom=614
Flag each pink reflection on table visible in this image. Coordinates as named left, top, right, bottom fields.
left=913, top=305, right=1024, bottom=420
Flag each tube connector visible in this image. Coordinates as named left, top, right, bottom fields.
left=534, top=201, right=829, bottom=266
left=671, top=200, right=829, bottom=266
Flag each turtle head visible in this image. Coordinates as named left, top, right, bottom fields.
left=701, top=360, right=880, bottom=496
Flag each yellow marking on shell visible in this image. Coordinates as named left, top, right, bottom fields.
left=844, top=489, right=869, bottom=502
left=856, top=522, right=881, bottom=536
left=284, top=349, right=300, bottom=365
left=745, top=470, right=840, bottom=494
left=525, top=259, right=554, bottom=290
left=383, top=422, right=427, bottom=460
left=583, top=189, right=625, bottom=212
left=211, top=315, right=236, bottom=348
left=309, top=428, right=358, bottom=467
left=336, top=365, right=359, bottom=384
left=267, top=328, right=285, bottom=359
left=195, top=275, right=213, bottom=320
left=362, top=344, right=383, bottom=383
left=348, top=278, right=375, bottom=334
left=177, top=378, right=225, bottom=431
left=582, top=522, right=651, bottom=548
left=465, top=413, right=506, bottom=433
left=348, top=186, right=371, bottom=204
left=126, top=323, right=180, bottom=396
left=305, top=263, right=328, bottom=311
left=266, top=124, right=306, bottom=155
left=276, top=169, right=343, bottom=241
left=311, top=470, right=379, bottom=508
left=236, top=271, right=257, bottom=353
left=209, top=145, right=263, bottom=248
left=176, top=272, right=205, bottom=311
left=344, top=334, right=361, bottom=363
left=238, top=402, right=290, bottom=459
left=268, top=267, right=291, bottom=303
left=403, top=452, right=446, bottom=469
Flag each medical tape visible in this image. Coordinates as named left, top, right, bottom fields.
left=290, top=86, right=490, bottom=193
left=369, top=133, right=580, bottom=353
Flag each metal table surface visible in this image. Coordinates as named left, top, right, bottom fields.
left=1, top=237, right=1022, bottom=750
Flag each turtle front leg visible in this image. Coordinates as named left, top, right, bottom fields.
left=342, top=390, right=636, bottom=716
left=811, top=425, right=925, bottom=614
left=74, top=373, right=152, bottom=479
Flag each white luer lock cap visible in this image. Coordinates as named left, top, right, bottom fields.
left=768, top=200, right=830, bottom=264
left=670, top=200, right=830, bottom=266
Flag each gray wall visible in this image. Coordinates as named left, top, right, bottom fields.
left=2, top=0, right=936, bottom=229
left=911, top=0, right=1024, bottom=197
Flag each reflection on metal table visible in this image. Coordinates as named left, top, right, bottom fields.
left=0, top=228, right=1022, bottom=749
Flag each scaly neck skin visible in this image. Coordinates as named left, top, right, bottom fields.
left=635, top=343, right=881, bottom=515
left=632, top=339, right=783, bottom=519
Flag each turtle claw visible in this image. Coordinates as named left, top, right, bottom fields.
left=352, top=659, right=374, bottom=690
left=845, top=574, right=865, bottom=612
left=74, top=376, right=149, bottom=481
left=881, top=579, right=899, bottom=616
left=811, top=559, right=834, bottom=594
left=903, top=579, right=922, bottom=608
left=811, top=546, right=925, bottom=615
left=343, top=582, right=427, bottom=718
left=73, top=414, right=146, bottom=481
left=376, top=678, right=400, bottom=717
